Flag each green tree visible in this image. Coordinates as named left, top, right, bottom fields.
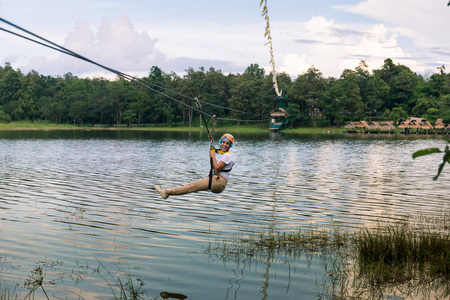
left=203, top=67, right=230, bottom=121
left=322, top=77, right=344, bottom=126
left=228, top=74, right=260, bottom=126
left=12, top=86, right=37, bottom=121
left=145, top=66, right=171, bottom=125
left=87, top=77, right=109, bottom=125
left=107, top=78, right=134, bottom=125
left=69, top=100, right=88, bottom=126
left=286, top=102, right=302, bottom=128
left=412, top=96, right=439, bottom=117
left=339, top=69, right=363, bottom=120
left=383, top=106, right=408, bottom=124
left=355, top=61, right=389, bottom=121
left=289, top=66, right=326, bottom=127
left=123, top=109, right=137, bottom=127
left=375, top=58, right=416, bottom=112
left=130, top=90, right=153, bottom=126
left=0, top=63, right=22, bottom=113
left=423, top=108, right=441, bottom=124
left=40, top=96, right=65, bottom=124
left=441, top=94, right=450, bottom=123
left=0, top=109, right=11, bottom=123
left=244, top=63, right=265, bottom=80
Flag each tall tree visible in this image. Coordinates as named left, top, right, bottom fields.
left=290, top=66, right=326, bottom=127
left=339, top=69, right=363, bottom=120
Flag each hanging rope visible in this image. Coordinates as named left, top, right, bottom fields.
left=195, top=97, right=218, bottom=191
left=260, top=0, right=282, bottom=97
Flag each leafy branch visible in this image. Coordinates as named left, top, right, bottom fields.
left=412, top=141, right=450, bottom=180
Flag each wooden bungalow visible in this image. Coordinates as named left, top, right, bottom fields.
left=379, top=121, right=396, bottom=133
left=399, top=117, right=430, bottom=134
left=347, top=120, right=395, bottom=133
left=367, top=121, right=381, bottom=133
left=408, top=118, right=422, bottom=132
left=355, top=121, right=369, bottom=133
left=398, top=122, right=408, bottom=134
left=433, top=119, right=446, bottom=134
left=344, top=121, right=357, bottom=133
left=420, top=120, right=433, bottom=134
left=446, top=124, right=450, bottom=133
left=269, top=107, right=289, bottom=131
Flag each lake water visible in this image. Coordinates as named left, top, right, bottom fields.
left=0, top=130, right=449, bottom=299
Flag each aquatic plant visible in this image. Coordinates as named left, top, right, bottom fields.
left=354, top=222, right=450, bottom=298
left=95, top=261, right=151, bottom=300
left=0, top=285, right=17, bottom=300
left=206, top=217, right=450, bottom=299
left=0, top=260, right=158, bottom=300
left=23, top=266, right=49, bottom=300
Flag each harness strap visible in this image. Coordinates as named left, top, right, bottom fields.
left=214, top=149, right=230, bottom=154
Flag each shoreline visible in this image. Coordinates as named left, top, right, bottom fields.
left=1, top=122, right=450, bottom=137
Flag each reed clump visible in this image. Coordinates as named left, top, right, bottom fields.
left=355, top=223, right=450, bottom=285
left=207, top=219, right=450, bottom=299
left=207, top=225, right=351, bottom=263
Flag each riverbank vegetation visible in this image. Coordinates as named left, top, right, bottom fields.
left=0, top=120, right=346, bottom=134
left=1, top=59, right=450, bottom=129
left=206, top=212, right=450, bottom=299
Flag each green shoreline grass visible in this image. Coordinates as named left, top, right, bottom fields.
left=0, top=121, right=345, bottom=133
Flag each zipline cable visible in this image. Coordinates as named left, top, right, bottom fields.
left=0, top=18, right=271, bottom=123
left=0, top=18, right=216, bottom=118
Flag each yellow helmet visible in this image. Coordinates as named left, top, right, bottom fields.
left=219, top=133, right=234, bottom=147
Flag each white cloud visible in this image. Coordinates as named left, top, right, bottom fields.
left=277, top=53, right=310, bottom=77
left=140, top=20, right=265, bottom=71
left=335, top=0, right=450, bottom=72
left=22, top=16, right=166, bottom=77
left=271, top=10, right=443, bottom=78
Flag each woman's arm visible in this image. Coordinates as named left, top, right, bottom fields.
left=209, top=150, right=226, bottom=173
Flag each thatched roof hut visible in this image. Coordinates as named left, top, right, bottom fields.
left=367, top=121, right=381, bottom=130
left=345, top=122, right=356, bottom=129
left=408, top=119, right=421, bottom=129
left=434, top=119, right=445, bottom=130
left=355, top=121, right=369, bottom=129
left=398, top=119, right=410, bottom=128
left=420, top=121, right=433, bottom=130
left=379, top=121, right=396, bottom=132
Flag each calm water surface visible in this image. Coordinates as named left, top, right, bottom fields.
left=0, top=130, right=449, bottom=299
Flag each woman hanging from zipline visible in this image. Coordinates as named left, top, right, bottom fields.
left=154, top=133, right=235, bottom=199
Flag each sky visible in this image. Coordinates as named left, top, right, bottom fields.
left=0, top=0, right=449, bottom=80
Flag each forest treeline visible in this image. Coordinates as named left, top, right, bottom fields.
left=0, top=58, right=449, bottom=127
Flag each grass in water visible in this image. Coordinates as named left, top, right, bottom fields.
left=354, top=222, right=450, bottom=297
left=206, top=218, right=450, bottom=299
